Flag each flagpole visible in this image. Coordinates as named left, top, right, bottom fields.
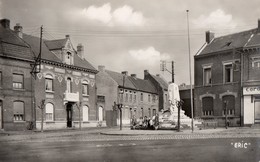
left=186, top=10, right=194, bottom=133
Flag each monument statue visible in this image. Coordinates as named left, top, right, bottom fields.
left=168, top=83, right=180, bottom=114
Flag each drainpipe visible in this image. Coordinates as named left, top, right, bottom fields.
left=240, top=50, right=244, bottom=127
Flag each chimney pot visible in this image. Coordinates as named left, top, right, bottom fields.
left=65, top=35, right=70, bottom=38
left=0, top=19, right=10, bottom=29
left=14, top=23, right=23, bottom=38
left=144, top=70, right=149, bottom=76
left=121, top=71, right=128, bottom=76
left=98, top=65, right=105, bottom=72
left=156, top=74, right=160, bottom=77
left=77, top=43, right=84, bottom=59
left=131, top=74, right=137, bottom=78
left=206, top=31, right=215, bottom=44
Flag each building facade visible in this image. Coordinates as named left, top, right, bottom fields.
left=144, top=70, right=169, bottom=112
left=194, top=19, right=260, bottom=127
left=96, top=66, right=159, bottom=124
left=0, top=19, right=35, bottom=131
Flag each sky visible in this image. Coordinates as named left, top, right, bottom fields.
left=1, top=0, right=260, bottom=85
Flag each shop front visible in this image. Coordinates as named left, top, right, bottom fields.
left=243, top=86, right=260, bottom=125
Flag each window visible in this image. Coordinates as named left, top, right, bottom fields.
left=148, top=94, right=151, bottom=102
left=13, top=73, right=23, bottom=89
left=141, top=108, right=144, bottom=117
left=66, top=77, right=72, bottom=93
left=65, top=52, right=73, bottom=65
left=203, top=67, right=212, bottom=85
left=222, top=95, right=235, bottom=116
left=13, top=101, right=24, bottom=121
left=202, top=97, right=214, bottom=116
left=129, top=91, right=132, bottom=102
left=98, top=106, right=103, bottom=121
left=152, top=95, right=156, bottom=102
left=83, top=105, right=89, bottom=121
left=134, top=92, right=136, bottom=102
left=252, top=57, right=260, bottom=68
left=141, top=93, right=143, bottom=101
left=45, top=74, right=53, bottom=92
left=82, top=84, right=89, bottom=95
left=165, top=94, right=167, bottom=102
left=224, top=63, right=233, bottom=83
left=148, top=108, right=151, bottom=117
left=125, top=93, right=128, bottom=102
left=45, top=103, right=54, bottom=121
left=152, top=109, right=156, bottom=116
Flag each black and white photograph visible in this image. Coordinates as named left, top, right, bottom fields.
left=0, top=0, right=259, bottom=161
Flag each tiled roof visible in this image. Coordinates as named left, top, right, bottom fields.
left=151, top=74, right=168, bottom=90
left=0, top=25, right=34, bottom=60
left=199, top=29, right=258, bottom=55
left=105, top=70, right=136, bottom=89
left=45, top=39, right=66, bottom=50
left=22, top=34, right=97, bottom=72
left=128, top=77, right=157, bottom=94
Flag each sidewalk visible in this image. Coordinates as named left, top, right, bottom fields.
left=100, top=127, right=260, bottom=136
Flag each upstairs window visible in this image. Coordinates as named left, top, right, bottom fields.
left=45, top=74, right=53, bottom=92
left=125, top=93, right=128, bottom=102
left=65, top=52, right=73, bottom=65
left=82, top=81, right=89, bottom=96
left=129, top=92, right=132, bottom=102
left=203, top=67, right=212, bottom=85
left=140, top=93, right=143, bottom=101
left=224, top=63, right=233, bottom=83
left=148, top=94, right=151, bottom=102
left=134, top=92, right=136, bottom=102
left=13, top=101, right=24, bottom=121
left=252, top=57, right=260, bottom=68
left=13, top=73, right=24, bottom=89
left=66, top=77, right=72, bottom=93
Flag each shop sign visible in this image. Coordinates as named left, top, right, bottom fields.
left=243, top=86, right=260, bottom=95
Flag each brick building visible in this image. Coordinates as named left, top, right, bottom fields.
left=96, top=66, right=159, bottom=124
left=144, top=70, right=169, bottom=112
left=0, top=19, right=35, bottom=130
left=194, top=19, right=260, bottom=127
left=22, top=31, right=99, bottom=129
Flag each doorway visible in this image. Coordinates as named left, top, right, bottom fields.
left=67, top=103, right=73, bottom=127
left=98, top=106, right=103, bottom=121
left=254, top=100, right=260, bottom=124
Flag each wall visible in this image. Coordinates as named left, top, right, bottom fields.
left=0, top=57, right=33, bottom=131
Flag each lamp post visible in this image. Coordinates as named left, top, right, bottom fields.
left=117, top=73, right=126, bottom=130
left=186, top=10, right=194, bottom=133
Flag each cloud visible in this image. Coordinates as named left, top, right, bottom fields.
left=192, top=9, right=237, bottom=29
left=129, top=46, right=170, bottom=64
left=81, top=3, right=145, bottom=26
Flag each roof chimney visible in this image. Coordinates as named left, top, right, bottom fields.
left=98, top=65, right=105, bottom=72
left=206, top=31, right=214, bottom=44
left=144, top=70, right=149, bottom=76
left=77, top=43, right=84, bottom=59
left=131, top=74, right=137, bottom=78
left=156, top=74, right=160, bottom=77
left=121, top=71, right=128, bottom=76
left=0, top=19, right=10, bottom=29
left=14, top=23, right=23, bottom=38
left=65, top=35, right=70, bottom=39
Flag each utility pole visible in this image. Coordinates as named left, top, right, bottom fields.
left=186, top=10, right=194, bottom=133
left=172, top=61, right=174, bottom=83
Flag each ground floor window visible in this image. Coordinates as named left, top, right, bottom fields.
left=222, top=95, right=235, bottom=116
left=45, top=103, right=54, bottom=121
left=202, top=97, right=214, bottom=116
left=13, top=101, right=24, bottom=121
left=152, top=109, right=156, bottom=116
left=83, top=105, right=89, bottom=121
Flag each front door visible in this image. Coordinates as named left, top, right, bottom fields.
left=67, top=104, right=73, bottom=127
left=0, top=101, right=2, bottom=129
left=254, top=101, right=260, bottom=124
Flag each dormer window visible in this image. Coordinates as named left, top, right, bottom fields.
left=65, top=52, right=73, bottom=65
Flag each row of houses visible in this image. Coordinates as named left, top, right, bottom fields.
left=0, top=18, right=169, bottom=131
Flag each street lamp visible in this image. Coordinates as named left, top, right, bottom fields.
left=117, top=73, right=126, bottom=130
